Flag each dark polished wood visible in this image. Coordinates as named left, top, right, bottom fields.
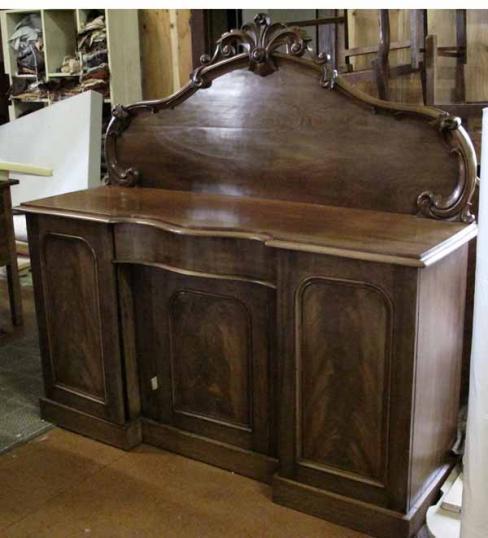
left=21, top=186, right=476, bottom=268
left=130, top=264, right=276, bottom=455
left=0, top=179, right=22, bottom=326
left=22, top=13, right=477, bottom=538
left=104, top=14, right=477, bottom=223
left=26, top=215, right=125, bottom=423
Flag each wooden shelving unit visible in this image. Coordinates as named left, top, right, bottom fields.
left=1, top=9, right=142, bottom=120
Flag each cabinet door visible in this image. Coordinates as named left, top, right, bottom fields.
left=130, top=264, right=276, bottom=456
left=27, top=215, right=125, bottom=423
left=277, top=250, right=419, bottom=511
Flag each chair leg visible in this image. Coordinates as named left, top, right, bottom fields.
left=6, top=261, right=23, bottom=326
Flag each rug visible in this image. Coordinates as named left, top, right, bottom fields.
left=0, top=272, right=52, bottom=454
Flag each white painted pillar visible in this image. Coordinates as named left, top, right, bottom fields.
left=461, top=108, right=488, bottom=538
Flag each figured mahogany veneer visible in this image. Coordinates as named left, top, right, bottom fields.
left=23, top=13, right=478, bottom=538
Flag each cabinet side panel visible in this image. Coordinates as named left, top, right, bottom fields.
left=410, top=245, right=468, bottom=506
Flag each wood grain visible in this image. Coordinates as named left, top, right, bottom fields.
left=298, top=277, right=391, bottom=484
left=27, top=215, right=125, bottom=423
left=116, top=62, right=461, bottom=216
left=22, top=15, right=476, bottom=535
left=43, top=233, right=106, bottom=401
left=139, top=9, right=193, bottom=98
left=139, top=10, right=174, bottom=98
left=466, top=10, right=488, bottom=102
left=409, top=245, right=467, bottom=507
left=170, top=289, right=251, bottom=428
left=20, top=186, right=477, bottom=268
left=130, top=265, right=276, bottom=455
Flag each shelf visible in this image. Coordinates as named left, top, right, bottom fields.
left=43, top=10, right=77, bottom=75
left=11, top=97, right=49, bottom=103
left=47, top=72, right=81, bottom=78
left=1, top=10, right=45, bottom=86
left=2, top=9, right=141, bottom=120
left=76, top=9, right=105, bottom=32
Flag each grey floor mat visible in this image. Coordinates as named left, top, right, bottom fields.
left=0, top=277, right=52, bottom=454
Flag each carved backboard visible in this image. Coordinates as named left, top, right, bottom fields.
left=106, top=14, right=478, bottom=223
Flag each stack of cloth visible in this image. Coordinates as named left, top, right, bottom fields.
left=8, top=77, right=47, bottom=101
left=7, top=11, right=111, bottom=105
left=59, top=55, right=81, bottom=75
left=8, top=13, right=45, bottom=76
left=77, top=12, right=110, bottom=98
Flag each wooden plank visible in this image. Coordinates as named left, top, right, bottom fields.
left=0, top=162, right=52, bottom=176
left=139, top=9, right=174, bottom=99
left=427, top=9, right=458, bottom=104
left=345, top=9, right=422, bottom=103
left=375, top=9, right=390, bottom=100
left=347, top=9, right=379, bottom=72
left=107, top=10, right=142, bottom=105
left=139, top=9, right=193, bottom=99
left=176, top=10, right=193, bottom=87
left=410, top=9, right=426, bottom=69
left=453, top=10, right=467, bottom=103
left=425, top=34, right=438, bottom=105
left=189, top=9, right=207, bottom=69
left=466, top=10, right=488, bottom=102
left=317, top=9, right=337, bottom=67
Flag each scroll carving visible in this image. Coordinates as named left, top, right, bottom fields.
left=104, top=14, right=478, bottom=224
left=417, top=113, right=478, bottom=223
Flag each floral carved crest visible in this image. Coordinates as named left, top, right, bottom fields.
left=192, top=13, right=337, bottom=89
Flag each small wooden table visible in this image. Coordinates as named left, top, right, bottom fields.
left=0, top=177, right=21, bottom=326
left=0, top=162, right=53, bottom=327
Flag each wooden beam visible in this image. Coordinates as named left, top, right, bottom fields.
left=139, top=10, right=174, bottom=99
left=342, top=63, right=414, bottom=83
left=410, top=9, right=426, bottom=69
left=375, top=9, right=390, bottom=100
left=190, top=10, right=207, bottom=69
left=424, top=34, right=438, bottom=105
left=317, top=9, right=337, bottom=67
left=287, top=16, right=345, bottom=28
left=139, top=9, right=193, bottom=99
left=345, top=40, right=410, bottom=58
left=176, top=10, right=193, bottom=87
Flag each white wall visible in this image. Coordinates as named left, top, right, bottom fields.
left=0, top=90, right=103, bottom=207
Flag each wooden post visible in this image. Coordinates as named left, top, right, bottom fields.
left=455, top=9, right=467, bottom=103
left=410, top=9, right=426, bottom=70
left=375, top=9, right=390, bottom=100
left=0, top=173, right=22, bottom=326
left=139, top=9, right=193, bottom=99
left=424, top=33, right=438, bottom=106
left=318, top=9, right=337, bottom=68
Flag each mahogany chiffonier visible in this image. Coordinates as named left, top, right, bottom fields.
left=22, top=15, right=478, bottom=538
